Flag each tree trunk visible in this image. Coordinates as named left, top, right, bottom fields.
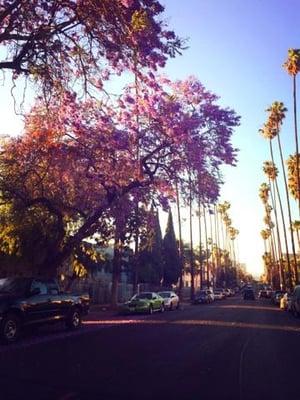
left=214, top=205, right=221, bottom=287
left=198, top=198, right=203, bottom=289
left=176, top=180, right=184, bottom=299
left=132, top=225, right=139, bottom=295
left=111, top=224, right=123, bottom=307
left=189, top=178, right=195, bottom=301
left=268, top=176, right=285, bottom=290
left=276, top=133, right=298, bottom=286
left=203, top=204, right=210, bottom=288
left=209, top=209, right=215, bottom=288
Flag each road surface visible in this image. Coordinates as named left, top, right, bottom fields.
left=1, top=296, right=299, bottom=400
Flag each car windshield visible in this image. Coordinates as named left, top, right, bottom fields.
left=0, top=277, right=31, bottom=296
left=133, top=293, right=152, bottom=300
left=158, top=292, right=171, bottom=298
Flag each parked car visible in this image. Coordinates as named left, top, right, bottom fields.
left=0, top=277, right=90, bottom=343
left=194, top=289, right=214, bottom=304
left=266, top=287, right=273, bottom=298
left=280, top=292, right=291, bottom=311
left=157, top=291, right=180, bottom=310
left=290, top=285, right=300, bottom=317
left=214, top=289, right=225, bottom=300
left=243, top=288, right=255, bottom=300
left=119, top=292, right=165, bottom=315
left=271, top=290, right=285, bottom=305
left=258, top=289, right=268, bottom=298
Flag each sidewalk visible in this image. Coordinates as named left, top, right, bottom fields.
left=88, top=304, right=119, bottom=319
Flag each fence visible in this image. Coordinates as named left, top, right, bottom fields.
left=70, top=280, right=191, bottom=304
left=70, top=280, right=133, bottom=304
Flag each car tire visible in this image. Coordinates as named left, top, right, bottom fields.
left=169, top=302, right=173, bottom=311
left=66, top=308, right=82, bottom=330
left=1, top=313, right=21, bottom=344
left=149, top=305, right=153, bottom=315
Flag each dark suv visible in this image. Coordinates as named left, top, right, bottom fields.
left=0, top=277, right=89, bottom=343
left=243, top=288, right=255, bottom=300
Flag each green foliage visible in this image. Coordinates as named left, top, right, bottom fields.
left=0, top=199, right=64, bottom=276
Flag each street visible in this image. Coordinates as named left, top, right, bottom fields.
left=1, top=296, right=300, bottom=400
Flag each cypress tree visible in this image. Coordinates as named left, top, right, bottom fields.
left=138, top=208, right=163, bottom=285
left=163, top=209, right=181, bottom=286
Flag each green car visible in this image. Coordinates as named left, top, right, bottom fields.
left=119, top=292, right=165, bottom=315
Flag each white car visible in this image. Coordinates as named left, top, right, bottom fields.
left=213, top=290, right=225, bottom=300
left=157, top=291, right=180, bottom=310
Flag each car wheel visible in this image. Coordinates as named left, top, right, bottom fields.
left=149, top=305, right=153, bottom=315
left=1, top=313, right=20, bottom=343
left=160, top=304, right=165, bottom=313
left=66, top=308, right=82, bottom=329
left=169, top=302, right=173, bottom=311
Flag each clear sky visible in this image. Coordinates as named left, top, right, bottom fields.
left=158, top=0, right=300, bottom=277
left=1, top=0, right=300, bottom=277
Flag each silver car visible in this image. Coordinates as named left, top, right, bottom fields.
left=157, top=291, right=180, bottom=310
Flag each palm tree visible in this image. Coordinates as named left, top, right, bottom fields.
left=292, top=220, right=300, bottom=250
left=217, top=202, right=232, bottom=286
left=228, top=226, right=239, bottom=284
left=284, top=49, right=300, bottom=213
left=261, top=228, right=272, bottom=283
left=262, top=162, right=288, bottom=289
left=264, top=102, right=298, bottom=283
left=261, top=229, right=270, bottom=253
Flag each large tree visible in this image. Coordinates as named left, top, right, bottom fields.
left=0, top=0, right=182, bottom=95
left=0, top=76, right=239, bottom=277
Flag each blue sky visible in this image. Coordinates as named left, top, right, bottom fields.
left=159, top=0, right=300, bottom=276
left=1, top=0, right=300, bottom=277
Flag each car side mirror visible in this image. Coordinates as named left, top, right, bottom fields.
left=30, top=287, right=41, bottom=296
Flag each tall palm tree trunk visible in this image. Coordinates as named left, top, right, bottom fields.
left=231, top=238, right=236, bottom=283
left=218, top=210, right=226, bottom=285
left=209, top=209, right=215, bottom=287
left=132, top=62, right=140, bottom=296
left=189, top=178, right=195, bottom=301
left=269, top=140, right=289, bottom=289
left=198, top=198, right=204, bottom=289
left=269, top=178, right=286, bottom=289
left=203, top=204, right=210, bottom=288
left=176, top=181, right=184, bottom=298
left=214, top=205, right=221, bottom=286
left=276, top=133, right=298, bottom=285
left=269, top=229, right=278, bottom=287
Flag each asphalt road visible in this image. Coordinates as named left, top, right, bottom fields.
left=1, top=296, right=300, bottom=400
